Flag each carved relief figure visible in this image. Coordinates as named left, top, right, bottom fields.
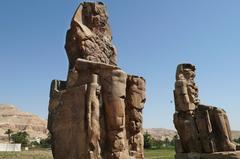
left=126, top=76, right=146, bottom=158
left=86, top=74, right=101, bottom=158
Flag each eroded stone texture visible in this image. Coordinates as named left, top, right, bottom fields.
left=65, top=2, right=117, bottom=69
left=48, top=2, right=145, bottom=159
left=173, top=63, right=238, bottom=158
left=126, top=76, right=146, bottom=158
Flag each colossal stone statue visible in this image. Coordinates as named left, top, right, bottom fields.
left=174, top=63, right=240, bottom=159
left=48, top=2, right=146, bottom=159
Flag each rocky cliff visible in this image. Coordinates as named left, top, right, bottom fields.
left=0, top=104, right=48, bottom=142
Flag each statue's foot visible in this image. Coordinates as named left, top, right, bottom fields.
left=223, top=141, right=236, bottom=151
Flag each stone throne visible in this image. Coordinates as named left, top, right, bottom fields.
left=173, top=63, right=240, bottom=159
left=48, top=2, right=146, bottom=159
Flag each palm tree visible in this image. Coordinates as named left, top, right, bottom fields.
left=4, top=129, right=13, bottom=143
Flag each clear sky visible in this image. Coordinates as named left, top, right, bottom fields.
left=1, top=0, right=240, bottom=130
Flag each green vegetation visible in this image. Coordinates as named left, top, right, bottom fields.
left=144, top=131, right=153, bottom=149
left=0, top=149, right=175, bottom=159
left=0, top=132, right=175, bottom=159
left=11, top=131, right=29, bottom=147
left=0, top=150, right=53, bottom=159
left=31, top=133, right=51, bottom=149
left=144, top=132, right=177, bottom=149
left=144, top=132, right=176, bottom=158
left=4, top=129, right=13, bottom=143
left=5, top=130, right=52, bottom=149
left=39, top=135, right=51, bottom=148
left=145, top=148, right=175, bottom=159
left=234, top=137, right=240, bottom=144
left=0, top=148, right=175, bottom=159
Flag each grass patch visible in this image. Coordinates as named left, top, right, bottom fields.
left=0, top=150, right=53, bottom=159
left=0, top=148, right=175, bottom=159
left=144, top=148, right=175, bottom=159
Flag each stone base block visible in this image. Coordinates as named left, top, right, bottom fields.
left=175, top=151, right=240, bottom=159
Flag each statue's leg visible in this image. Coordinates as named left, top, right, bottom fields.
left=102, top=69, right=129, bottom=159
left=195, top=109, right=216, bottom=153
left=223, top=112, right=233, bottom=142
left=210, top=108, right=236, bottom=151
left=174, top=112, right=202, bottom=153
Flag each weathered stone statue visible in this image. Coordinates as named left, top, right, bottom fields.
left=173, top=63, right=240, bottom=159
left=126, top=76, right=146, bottom=158
left=48, top=2, right=146, bottom=159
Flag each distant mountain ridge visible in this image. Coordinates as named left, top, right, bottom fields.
left=144, top=128, right=240, bottom=141
left=0, top=104, right=239, bottom=143
left=232, top=131, right=240, bottom=140
left=0, top=104, right=48, bottom=143
left=144, top=128, right=177, bottom=140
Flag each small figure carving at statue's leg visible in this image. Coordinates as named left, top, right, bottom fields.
left=87, top=74, right=101, bottom=159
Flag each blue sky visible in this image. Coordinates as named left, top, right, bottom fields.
left=1, top=0, right=240, bottom=130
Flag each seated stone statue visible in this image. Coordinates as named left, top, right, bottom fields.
left=48, top=2, right=146, bottom=159
left=173, top=63, right=236, bottom=153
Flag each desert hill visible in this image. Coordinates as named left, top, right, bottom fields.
left=145, top=128, right=240, bottom=141
left=144, top=128, right=177, bottom=140
left=0, top=104, right=239, bottom=143
left=0, top=104, right=48, bottom=143
left=232, top=131, right=240, bottom=140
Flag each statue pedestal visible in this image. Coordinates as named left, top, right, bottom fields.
left=175, top=151, right=240, bottom=159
